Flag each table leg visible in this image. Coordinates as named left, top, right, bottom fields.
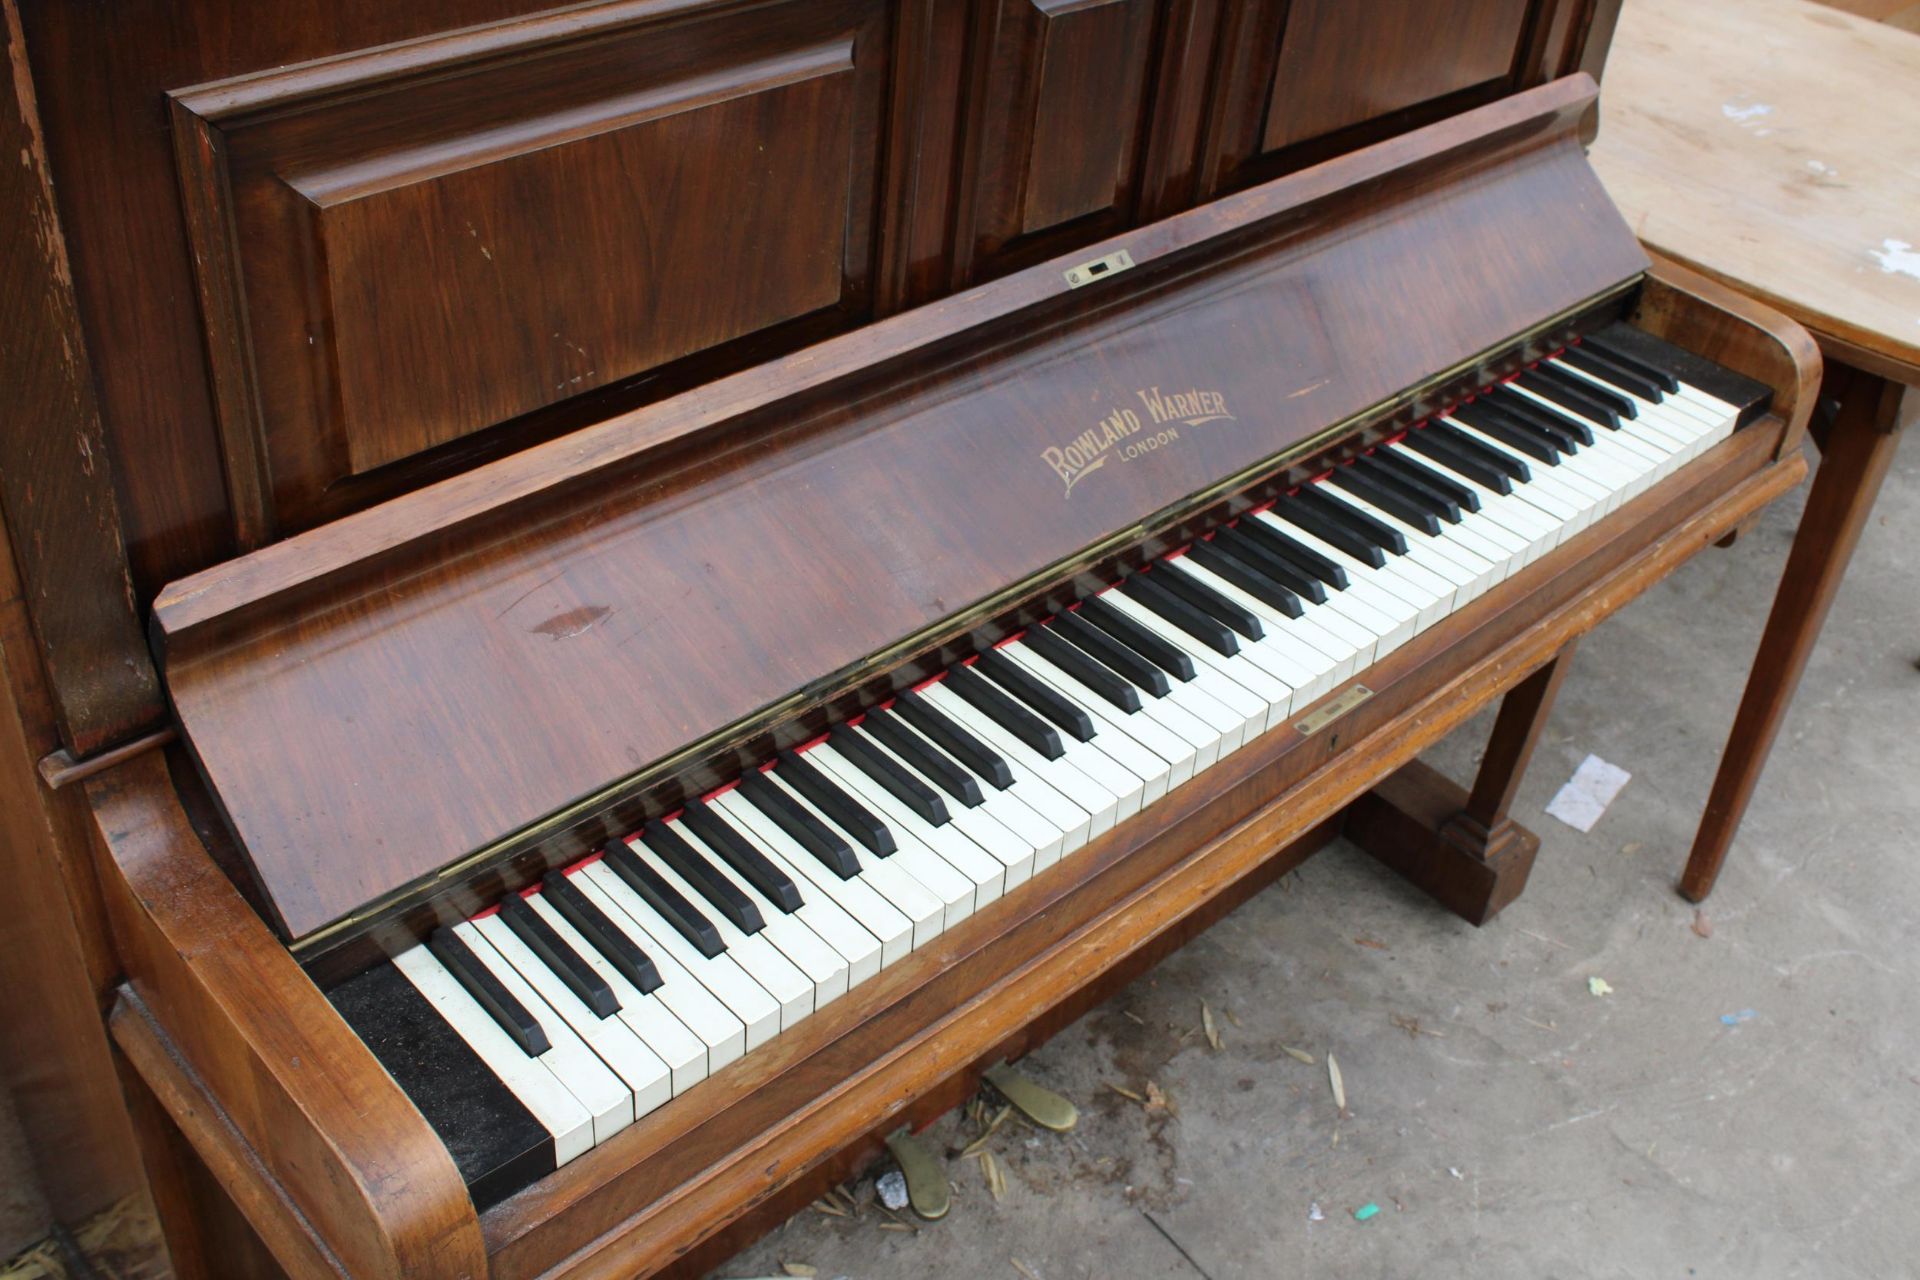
left=1680, top=364, right=1909, bottom=901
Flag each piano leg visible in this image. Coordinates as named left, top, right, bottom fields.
left=1344, top=643, right=1577, bottom=926
left=1682, top=365, right=1910, bottom=902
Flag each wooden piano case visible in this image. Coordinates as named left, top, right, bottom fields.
left=68, top=76, right=1816, bottom=1278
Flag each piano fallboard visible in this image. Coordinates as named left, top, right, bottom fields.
left=154, top=77, right=1643, bottom=946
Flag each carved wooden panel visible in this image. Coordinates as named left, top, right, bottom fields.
left=171, top=0, right=891, bottom=538
left=962, top=0, right=1164, bottom=281
left=1263, top=0, right=1533, bottom=151
left=1200, top=0, right=1546, bottom=197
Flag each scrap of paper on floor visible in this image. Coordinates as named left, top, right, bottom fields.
left=1545, top=754, right=1631, bottom=833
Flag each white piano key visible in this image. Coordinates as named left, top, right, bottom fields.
left=523, top=892, right=709, bottom=1095
left=577, top=861, right=782, bottom=1051
left=1103, top=587, right=1292, bottom=729
left=807, top=743, right=1011, bottom=905
left=765, top=765, right=977, bottom=930
left=450, top=921, right=632, bottom=1145
left=663, top=816, right=851, bottom=1003
left=619, top=836, right=815, bottom=1030
left=711, top=789, right=916, bottom=968
left=470, top=911, right=673, bottom=1121
left=755, top=769, right=946, bottom=947
left=998, top=642, right=1189, bottom=795
left=919, top=681, right=1116, bottom=842
left=391, top=945, right=597, bottom=1166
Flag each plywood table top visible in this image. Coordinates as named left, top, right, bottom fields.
left=1590, top=0, right=1920, bottom=381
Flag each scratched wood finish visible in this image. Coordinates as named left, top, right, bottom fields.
left=0, top=0, right=161, bottom=754
left=151, top=80, right=1646, bottom=942
left=91, top=350, right=1811, bottom=1275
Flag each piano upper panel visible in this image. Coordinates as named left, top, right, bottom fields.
left=154, top=78, right=1644, bottom=944
left=171, top=0, right=895, bottom=539
left=15, top=0, right=1606, bottom=602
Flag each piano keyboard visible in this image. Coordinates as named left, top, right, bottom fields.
left=330, top=326, right=1760, bottom=1206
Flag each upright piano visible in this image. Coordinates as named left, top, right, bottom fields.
left=0, top=0, right=1818, bottom=1276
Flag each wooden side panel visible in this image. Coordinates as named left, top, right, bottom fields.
left=962, top=0, right=1163, bottom=278
left=0, top=0, right=162, bottom=754
left=171, top=0, right=892, bottom=536
left=84, top=753, right=484, bottom=1280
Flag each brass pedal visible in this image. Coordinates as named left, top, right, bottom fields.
left=983, top=1062, right=1078, bottom=1133
left=883, top=1127, right=950, bottom=1221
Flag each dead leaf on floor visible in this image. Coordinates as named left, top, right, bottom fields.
left=1012, top=1260, right=1044, bottom=1280
left=1124, top=1010, right=1145, bottom=1025
left=1144, top=1080, right=1175, bottom=1115
left=1354, top=936, right=1388, bottom=950
left=1588, top=976, right=1614, bottom=998
left=878, top=1221, right=914, bottom=1233
left=1620, top=841, right=1646, bottom=856
left=1691, top=909, right=1713, bottom=939
left=811, top=1197, right=848, bottom=1218
left=1389, top=1014, right=1445, bottom=1039
left=954, top=1104, right=1014, bottom=1159
left=981, top=1150, right=1008, bottom=1200
left=781, top=1264, right=817, bottom=1277
left=1328, top=1053, right=1347, bottom=1113
left=1225, top=1007, right=1242, bottom=1028
left=1282, top=1045, right=1316, bottom=1065
left=1108, top=1082, right=1145, bottom=1103
left=1203, top=1002, right=1223, bottom=1051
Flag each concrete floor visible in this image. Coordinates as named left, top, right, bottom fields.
left=720, top=431, right=1920, bottom=1280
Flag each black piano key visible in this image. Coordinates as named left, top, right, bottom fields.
left=1077, top=596, right=1195, bottom=683
left=1149, top=559, right=1266, bottom=639
left=330, top=962, right=553, bottom=1210
left=1428, top=419, right=1534, bottom=481
left=1051, top=610, right=1173, bottom=697
left=1448, top=404, right=1561, bottom=465
left=1205, top=529, right=1328, bottom=610
left=976, top=648, right=1098, bottom=741
left=429, top=927, right=551, bottom=1057
left=498, top=893, right=621, bottom=1018
left=1186, top=539, right=1306, bottom=617
left=1119, top=573, right=1237, bottom=656
left=1026, top=625, right=1142, bottom=713
left=738, top=770, right=862, bottom=880
left=1222, top=518, right=1345, bottom=592
left=1297, top=484, right=1409, bottom=556
left=1403, top=428, right=1515, bottom=493
left=639, top=819, right=765, bottom=935
left=1555, top=346, right=1665, bottom=403
left=1369, top=446, right=1480, bottom=512
left=1573, top=330, right=1677, bottom=393
left=1266, top=494, right=1385, bottom=567
left=542, top=871, right=663, bottom=994
left=602, top=842, right=726, bottom=958
left=1590, top=323, right=1771, bottom=425
left=680, top=799, right=804, bottom=914
left=1515, top=368, right=1623, bottom=428
left=832, top=727, right=950, bottom=826
left=1328, top=464, right=1443, bottom=534
left=1533, top=360, right=1635, bottom=418
left=864, top=707, right=986, bottom=805
left=776, top=750, right=896, bottom=855
left=946, top=664, right=1066, bottom=759
left=1355, top=452, right=1466, bottom=520
left=894, top=689, right=1016, bottom=789
left=1484, top=385, right=1589, bottom=449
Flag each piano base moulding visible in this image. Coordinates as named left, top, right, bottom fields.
left=83, top=294, right=1810, bottom=1277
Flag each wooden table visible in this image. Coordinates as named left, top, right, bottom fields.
left=1590, top=0, right=1918, bottom=899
